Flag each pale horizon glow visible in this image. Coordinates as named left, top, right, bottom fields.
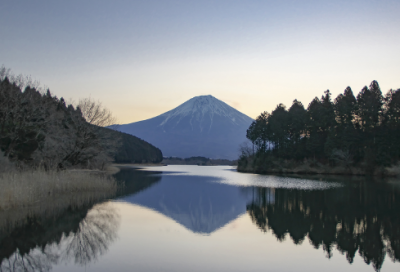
left=1, top=0, right=399, bottom=124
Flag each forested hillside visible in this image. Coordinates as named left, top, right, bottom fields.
left=111, top=130, right=162, bottom=163
left=240, top=81, right=400, bottom=175
left=0, top=68, right=162, bottom=169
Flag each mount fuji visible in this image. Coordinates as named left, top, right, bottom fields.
left=116, top=95, right=253, bottom=159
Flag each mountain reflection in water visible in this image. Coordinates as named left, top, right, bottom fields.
left=119, top=167, right=400, bottom=272
left=122, top=174, right=251, bottom=234
left=1, top=166, right=400, bottom=271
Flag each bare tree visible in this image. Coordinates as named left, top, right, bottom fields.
left=0, top=65, right=42, bottom=91
left=78, top=97, right=117, bottom=127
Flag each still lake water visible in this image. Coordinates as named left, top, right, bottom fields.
left=2, top=165, right=400, bottom=272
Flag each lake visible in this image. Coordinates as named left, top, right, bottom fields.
left=1, top=165, right=400, bottom=272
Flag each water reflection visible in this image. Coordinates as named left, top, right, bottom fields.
left=1, top=248, right=58, bottom=272
left=113, top=167, right=161, bottom=197
left=1, top=166, right=400, bottom=271
left=122, top=174, right=250, bottom=234
left=0, top=202, right=119, bottom=272
left=117, top=167, right=400, bottom=271
left=63, top=204, right=119, bottom=265
left=0, top=167, right=161, bottom=272
left=247, top=181, right=400, bottom=271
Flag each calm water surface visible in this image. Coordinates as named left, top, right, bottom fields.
left=1, top=165, right=400, bottom=272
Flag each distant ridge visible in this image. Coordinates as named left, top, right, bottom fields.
left=116, top=95, right=253, bottom=159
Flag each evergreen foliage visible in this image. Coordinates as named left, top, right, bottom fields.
left=162, top=156, right=234, bottom=165
left=0, top=73, right=162, bottom=169
left=111, top=130, right=163, bottom=163
left=241, top=81, right=400, bottom=173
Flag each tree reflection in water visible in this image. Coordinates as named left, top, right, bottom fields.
left=63, top=203, right=119, bottom=265
left=0, top=167, right=160, bottom=272
left=246, top=182, right=400, bottom=271
left=0, top=202, right=119, bottom=272
left=0, top=248, right=58, bottom=272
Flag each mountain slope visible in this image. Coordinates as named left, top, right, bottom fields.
left=116, top=95, right=253, bottom=159
left=107, top=130, right=163, bottom=163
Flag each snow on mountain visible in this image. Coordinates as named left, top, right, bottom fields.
left=159, top=95, right=250, bottom=128
left=116, top=95, right=253, bottom=159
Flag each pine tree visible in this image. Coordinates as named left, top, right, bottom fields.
left=246, top=111, right=270, bottom=153
left=383, top=88, right=400, bottom=163
left=356, top=81, right=384, bottom=170
left=269, top=104, right=289, bottom=157
left=288, top=100, right=307, bottom=159
left=334, top=87, right=358, bottom=158
left=307, top=97, right=325, bottom=159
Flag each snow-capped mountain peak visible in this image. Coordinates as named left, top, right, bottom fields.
left=117, top=95, right=253, bottom=159
left=159, top=95, right=251, bottom=127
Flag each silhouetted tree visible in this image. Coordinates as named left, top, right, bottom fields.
left=383, top=88, right=400, bottom=162
left=78, top=97, right=117, bottom=127
left=288, top=100, right=307, bottom=159
left=239, top=80, right=400, bottom=173
left=269, top=104, right=289, bottom=157
left=333, top=87, right=359, bottom=160
left=246, top=112, right=271, bottom=153
left=0, top=74, right=112, bottom=169
left=307, top=97, right=325, bottom=159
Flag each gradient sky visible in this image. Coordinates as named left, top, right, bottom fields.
left=1, top=0, right=399, bottom=124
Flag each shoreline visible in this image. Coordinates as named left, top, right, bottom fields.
left=237, top=163, right=400, bottom=177
left=0, top=169, right=117, bottom=211
left=112, top=163, right=166, bottom=169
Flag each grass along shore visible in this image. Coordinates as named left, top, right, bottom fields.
left=0, top=169, right=117, bottom=211
left=237, top=156, right=400, bottom=177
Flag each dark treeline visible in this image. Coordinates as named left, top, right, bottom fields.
left=240, top=81, right=400, bottom=174
left=111, top=130, right=163, bottom=164
left=0, top=71, right=162, bottom=169
left=247, top=181, right=400, bottom=271
left=0, top=75, right=105, bottom=169
left=162, top=156, right=235, bottom=166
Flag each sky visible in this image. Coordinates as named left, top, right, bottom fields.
left=1, top=0, right=399, bottom=124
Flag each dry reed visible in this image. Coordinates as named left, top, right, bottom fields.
left=0, top=169, right=117, bottom=211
